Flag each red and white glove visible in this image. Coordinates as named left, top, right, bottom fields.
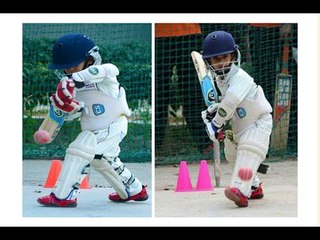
left=50, top=78, right=82, bottom=114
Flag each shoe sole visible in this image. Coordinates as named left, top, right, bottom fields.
left=109, top=194, right=149, bottom=202
left=37, top=199, right=77, bottom=207
left=133, top=195, right=149, bottom=201
left=224, top=188, right=248, bottom=207
left=249, top=194, right=264, bottom=200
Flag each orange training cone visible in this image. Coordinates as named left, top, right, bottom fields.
left=44, top=159, right=62, bottom=188
left=195, top=160, right=213, bottom=191
left=175, top=160, right=193, bottom=192
left=80, top=175, right=92, bottom=189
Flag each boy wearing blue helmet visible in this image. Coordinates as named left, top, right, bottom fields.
left=37, top=33, right=148, bottom=207
left=201, top=31, right=273, bottom=207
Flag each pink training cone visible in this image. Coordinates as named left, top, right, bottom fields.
left=195, top=160, right=213, bottom=191
left=175, top=161, right=193, bottom=192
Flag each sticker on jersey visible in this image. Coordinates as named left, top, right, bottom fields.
left=218, top=108, right=227, bottom=117
left=92, top=104, right=105, bottom=116
left=89, top=67, right=99, bottom=75
left=236, top=108, right=246, bottom=118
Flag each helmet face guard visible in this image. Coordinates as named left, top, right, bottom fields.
left=87, top=46, right=102, bottom=66
left=49, top=33, right=102, bottom=70
left=204, top=49, right=241, bottom=78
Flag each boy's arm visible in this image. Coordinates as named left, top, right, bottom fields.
left=34, top=103, right=66, bottom=144
left=34, top=78, right=82, bottom=145
left=72, top=64, right=119, bottom=85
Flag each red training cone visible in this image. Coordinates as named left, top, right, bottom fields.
left=175, top=160, right=193, bottom=192
left=44, top=159, right=62, bottom=188
left=80, top=175, right=92, bottom=189
left=44, top=159, right=92, bottom=189
left=195, top=160, right=213, bottom=191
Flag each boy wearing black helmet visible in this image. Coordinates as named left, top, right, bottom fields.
left=201, top=31, right=273, bottom=207
left=37, top=33, right=149, bottom=207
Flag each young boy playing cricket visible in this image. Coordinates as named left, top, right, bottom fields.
left=200, top=30, right=273, bottom=207
left=37, top=33, right=148, bottom=207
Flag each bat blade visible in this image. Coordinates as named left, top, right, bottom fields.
left=200, top=76, right=219, bottom=107
left=191, top=51, right=217, bottom=104
left=191, top=51, right=207, bottom=80
left=191, top=51, right=221, bottom=187
left=34, top=104, right=66, bottom=144
left=212, top=142, right=221, bottom=187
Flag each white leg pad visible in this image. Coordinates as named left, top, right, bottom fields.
left=230, top=126, right=270, bottom=197
left=91, top=158, right=129, bottom=200
left=92, top=156, right=142, bottom=199
left=251, top=175, right=260, bottom=188
left=110, top=157, right=142, bottom=195
left=224, top=137, right=237, bottom=165
left=54, top=130, right=96, bottom=199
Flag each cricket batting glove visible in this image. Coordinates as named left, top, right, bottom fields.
left=202, top=104, right=224, bottom=142
left=201, top=103, right=218, bottom=124
left=51, top=78, right=82, bottom=114
left=205, top=121, right=225, bottom=143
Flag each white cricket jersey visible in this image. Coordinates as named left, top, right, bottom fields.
left=74, top=64, right=131, bottom=131
left=216, top=65, right=272, bottom=134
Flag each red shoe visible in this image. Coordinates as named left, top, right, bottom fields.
left=224, top=186, right=248, bottom=207
left=250, top=183, right=264, bottom=199
left=37, top=193, right=77, bottom=207
left=109, top=185, right=149, bottom=202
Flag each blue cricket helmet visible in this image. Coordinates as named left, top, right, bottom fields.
left=202, top=31, right=238, bottom=59
left=48, top=33, right=96, bottom=69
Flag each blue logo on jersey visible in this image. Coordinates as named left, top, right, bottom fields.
left=236, top=108, right=246, bottom=118
left=92, top=104, right=105, bottom=116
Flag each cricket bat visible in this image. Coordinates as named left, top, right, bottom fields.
left=271, top=32, right=293, bottom=151
left=191, top=51, right=221, bottom=187
left=33, top=103, right=66, bottom=144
